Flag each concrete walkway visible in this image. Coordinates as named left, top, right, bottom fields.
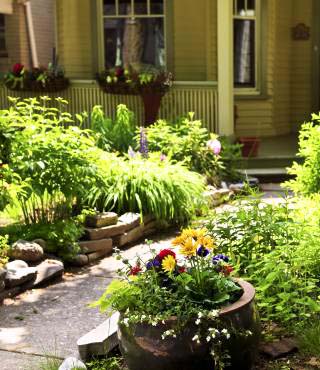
left=0, top=231, right=176, bottom=370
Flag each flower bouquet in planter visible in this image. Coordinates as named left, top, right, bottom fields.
left=97, top=66, right=173, bottom=126
left=94, top=229, right=260, bottom=370
left=4, top=60, right=69, bottom=92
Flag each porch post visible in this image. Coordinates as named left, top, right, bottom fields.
left=217, top=0, right=234, bottom=137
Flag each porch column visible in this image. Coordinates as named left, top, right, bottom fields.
left=217, top=0, right=234, bottom=137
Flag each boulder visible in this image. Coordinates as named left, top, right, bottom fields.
left=0, top=267, right=6, bottom=280
left=32, top=238, right=47, bottom=249
left=70, top=254, right=89, bottom=267
left=85, top=212, right=118, bottom=228
left=5, top=260, right=28, bottom=270
left=32, top=259, right=64, bottom=287
left=0, top=280, right=5, bottom=292
left=10, top=240, right=44, bottom=262
left=5, top=266, right=37, bottom=288
left=58, top=357, right=86, bottom=370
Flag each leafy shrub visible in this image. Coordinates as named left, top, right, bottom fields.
left=142, top=114, right=242, bottom=184
left=1, top=97, right=106, bottom=224
left=91, top=104, right=136, bottom=153
left=0, top=218, right=83, bottom=261
left=286, top=118, right=320, bottom=194
left=207, top=195, right=320, bottom=326
left=86, top=356, right=123, bottom=370
left=0, top=234, right=9, bottom=267
left=86, top=152, right=206, bottom=224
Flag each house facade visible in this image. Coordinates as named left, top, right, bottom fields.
left=0, top=0, right=318, bottom=139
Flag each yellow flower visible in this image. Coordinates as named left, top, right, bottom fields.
left=179, top=237, right=198, bottom=257
left=162, top=255, right=176, bottom=273
left=198, top=235, right=215, bottom=250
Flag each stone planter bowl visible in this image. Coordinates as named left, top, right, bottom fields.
left=118, top=279, right=260, bottom=370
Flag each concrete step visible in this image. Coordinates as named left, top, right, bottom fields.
left=239, top=156, right=302, bottom=170
left=240, top=168, right=293, bottom=183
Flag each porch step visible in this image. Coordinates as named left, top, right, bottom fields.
left=239, top=156, right=302, bottom=170
left=239, top=168, right=292, bottom=182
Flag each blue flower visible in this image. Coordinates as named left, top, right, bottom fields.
left=139, top=127, right=149, bottom=158
left=197, top=246, right=209, bottom=257
left=146, top=258, right=161, bottom=270
left=212, top=254, right=229, bottom=264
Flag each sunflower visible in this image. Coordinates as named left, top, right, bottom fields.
left=179, top=237, right=198, bottom=257
left=198, top=235, right=215, bottom=250
left=162, top=255, right=176, bottom=273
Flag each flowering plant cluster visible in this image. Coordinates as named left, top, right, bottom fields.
left=94, top=228, right=243, bottom=367
left=4, top=62, right=69, bottom=92
left=97, top=66, right=172, bottom=96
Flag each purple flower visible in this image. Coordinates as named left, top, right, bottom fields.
left=128, top=146, right=136, bottom=158
left=160, top=153, right=166, bottom=162
left=146, top=258, right=161, bottom=270
left=139, top=127, right=149, bottom=158
left=212, top=254, right=229, bottom=264
left=207, top=139, right=221, bottom=155
left=197, top=246, right=210, bottom=257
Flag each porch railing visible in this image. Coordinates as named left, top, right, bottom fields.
left=0, top=80, right=219, bottom=132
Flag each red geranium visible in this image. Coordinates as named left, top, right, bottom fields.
left=157, top=249, right=176, bottom=261
left=129, top=266, right=142, bottom=276
left=178, top=266, right=186, bottom=274
left=222, top=265, right=234, bottom=276
left=12, top=63, right=24, bottom=76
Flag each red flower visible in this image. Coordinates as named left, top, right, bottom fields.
left=12, top=63, right=24, bottom=76
left=157, top=249, right=176, bottom=261
left=178, top=266, right=186, bottom=274
left=114, top=66, right=124, bottom=77
left=129, top=266, right=142, bottom=276
left=222, top=265, right=234, bottom=276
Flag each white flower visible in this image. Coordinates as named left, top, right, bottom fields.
left=206, top=336, right=211, bottom=342
left=122, top=318, right=129, bottom=327
left=195, top=319, right=201, bottom=325
left=208, top=310, right=219, bottom=318
left=211, top=333, right=216, bottom=339
left=226, top=333, right=231, bottom=339
left=198, top=312, right=204, bottom=318
left=222, top=329, right=228, bottom=335
left=192, top=335, right=199, bottom=342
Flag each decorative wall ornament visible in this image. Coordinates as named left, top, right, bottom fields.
left=292, top=23, right=311, bottom=41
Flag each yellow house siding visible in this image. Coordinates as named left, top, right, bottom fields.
left=173, top=0, right=208, bottom=81
left=290, top=0, right=313, bottom=131
left=206, top=0, right=217, bottom=81
left=56, top=0, right=93, bottom=79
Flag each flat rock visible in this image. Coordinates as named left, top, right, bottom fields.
left=85, top=222, right=128, bottom=241
left=79, top=238, right=113, bottom=254
left=5, top=260, right=28, bottom=270
left=32, top=259, right=64, bottom=287
left=77, top=312, right=119, bottom=361
left=260, top=338, right=298, bottom=359
left=59, top=357, right=87, bottom=370
left=5, top=267, right=37, bottom=288
left=69, top=254, right=89, bottom=267
left=87, top=249, right=112, bottom=263
left=85, top=212, right=118, bottom=228
left=118, top=212, right=141, bottom=231
left=10, top=240, right=44, bottom=262
left=113, top=225, right=144, bottom=248
left=0, top=285, right=21, bottom=302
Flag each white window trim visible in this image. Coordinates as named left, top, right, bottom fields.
left=233, top=0, right=262, bottom=96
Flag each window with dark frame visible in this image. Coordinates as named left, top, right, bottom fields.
left=233, top=0, right=257, bottom=88
left=103, top=0, right=165, bottom=69
left=0, top=14, right=7, bottom=57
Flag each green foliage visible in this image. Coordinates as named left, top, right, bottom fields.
left=286, top=117, right=320, bottom=194
left=0, top=234, right=9, bottom=267
left=142, top=114, right=242, bottom=184
left=297, top=322, right=320, bottom=356
left=86, top=356, right=123, bottom=370
left=0, top=218, right=83, bottom=261
left=207, top=195, right=320, bottom=326
left=1, top=97, right=106, bottom=224
left=91, top=104, right=136, bottom=153
left=86, top=153, right=206, bottom=224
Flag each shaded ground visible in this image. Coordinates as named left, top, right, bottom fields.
left=0, top=231, right=176, bottom=370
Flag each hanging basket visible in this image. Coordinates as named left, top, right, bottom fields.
left=5, top=77, right=70, bottom=93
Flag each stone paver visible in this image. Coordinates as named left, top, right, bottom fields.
left=0, top=231, right=176, bottom=369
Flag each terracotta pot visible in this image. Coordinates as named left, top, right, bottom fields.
left=239, top=137, right=260, bottom=158
left=118, top=279, right=260, bottom=370
left=141, top=92, right=163, bottom=126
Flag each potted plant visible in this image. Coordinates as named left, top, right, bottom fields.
left=4, top=60, right=69, bottom=93
left=94, top=228, right=260, bottom=370
left=238, top=137, right=260, bottom=158
left=97, top=67, right=173, bottom=126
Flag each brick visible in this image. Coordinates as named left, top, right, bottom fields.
left=85, top=222, right=128, bottom=241
left=118, top=212, right=141, bottom=231
left=77, top=312, right=119, bottom=361
left=79, top=239, right=113, bottom=254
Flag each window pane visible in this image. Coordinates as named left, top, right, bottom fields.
left=103, top=0, right=116, bottom=15
left=236, top=0, right=246, bottom=16
left=135, top=0, right=148, bottom=15
left=104, top=17, right=165, bottom=69
left=151, top=0, right=164, bottom=14
left=234, top=19, right=255, bottom=87
left=119, top=0, right=132, bottom=15
left=247, top=0, right=255, bottom=16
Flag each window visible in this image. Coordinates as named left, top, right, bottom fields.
left=102, top=0, right=166, bottom=69
left=233, top=0, right=260, bottom=89
left=0, top=14, right=7, bottom=57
